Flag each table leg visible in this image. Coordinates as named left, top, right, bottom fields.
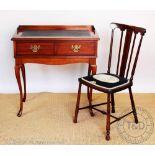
left=90, top=65, right=97, bottom=75
left=87, top=64, right=91, bottom=100
left=88, top=64, right=97, bottom=116
left=15, top=64, right=23, bottom=117
left=21, top=64, right=26, bottom=102
left=87, top=64, right=97, bottom=99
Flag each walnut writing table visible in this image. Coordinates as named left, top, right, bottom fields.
left=11, top=25, right=100, bottom=117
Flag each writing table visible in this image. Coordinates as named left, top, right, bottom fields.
left=11, top=25, right=100, bottom=117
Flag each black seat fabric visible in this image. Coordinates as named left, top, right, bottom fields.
left=80, top=73, right=131, bottom=92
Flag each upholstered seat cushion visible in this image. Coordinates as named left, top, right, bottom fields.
left=81, top=73, right=131, bottom=92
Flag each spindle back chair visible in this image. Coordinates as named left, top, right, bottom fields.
left=73, top=23, right=146, bottom=141
left=108, top=23, right=146, bottom=80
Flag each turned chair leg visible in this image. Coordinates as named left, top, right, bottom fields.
left=111, top=93, right=115, bottom=113
left=87, top=87, right=90, bottom=100
left=88, top=88, right=95, bottom=117
left=73, top=82, right=82, bottom=123
left=106, top=93, right=111, bottom=141
left=129, top=87, right=138, bottom=124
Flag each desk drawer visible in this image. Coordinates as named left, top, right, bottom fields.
left=55, top=41, right=96, bottom=56
left=16, top=42, right=54, bottom=55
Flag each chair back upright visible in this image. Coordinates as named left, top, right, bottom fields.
left=107, top=23, right=146, bottom=81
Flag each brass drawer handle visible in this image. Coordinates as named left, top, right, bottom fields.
left=71, top=44, right=81, bottom=52
left=30, top=44, right=40, bottom=53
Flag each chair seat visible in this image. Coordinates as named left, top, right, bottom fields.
left=80, top=73, right=132, bottom=93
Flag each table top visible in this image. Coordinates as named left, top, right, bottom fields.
left=21, top=30, right=91, bottom=37
left=12, top=25, right=99, bottom=41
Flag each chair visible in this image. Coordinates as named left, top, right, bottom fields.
left=73, top=23, right=146, bottom=140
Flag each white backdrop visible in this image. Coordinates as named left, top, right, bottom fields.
left=0, top=10, right=154, bottom=93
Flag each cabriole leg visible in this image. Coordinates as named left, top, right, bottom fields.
left=15, top=64, right=23, bottom=117
left=21, top=64, right=26, bottom=102
left=87, top=64, right=97, bottom=116
left=87, top=64, right=91, bottom=100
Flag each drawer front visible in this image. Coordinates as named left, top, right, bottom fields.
left=16, top=42, right=54, bottom=55
left=55, top=41, right=96, bottom=56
